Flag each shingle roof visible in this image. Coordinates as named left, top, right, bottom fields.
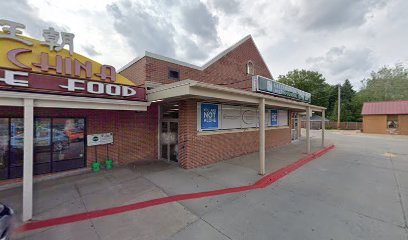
left=361, top=100, right=408, bottom=115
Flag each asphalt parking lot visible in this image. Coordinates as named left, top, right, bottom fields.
left=4, top=130, right=408, bottom=240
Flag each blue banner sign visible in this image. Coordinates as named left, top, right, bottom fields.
left=252, top=75, right=311, bottom=103
left=271, top=109, right=278, bottom=127
left=201, top=103, right=219, bottom=130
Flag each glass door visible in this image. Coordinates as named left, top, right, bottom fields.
left=291, top=112, right=299, bottom=141
left=160, top=120, right=178, bottom=162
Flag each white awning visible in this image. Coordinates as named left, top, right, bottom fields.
left=147, top=80, right=325, bottom=112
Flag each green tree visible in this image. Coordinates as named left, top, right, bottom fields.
left=330, top=79, right=359, bottom=121
left=350, top=65, right=408, bottom=121
left=358, top=64, right=408, bottom=101
left=277, top=69, right=331, bottom=109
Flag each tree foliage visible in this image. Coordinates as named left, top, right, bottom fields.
left=357, top=65, right=408, bottom=102
left=277, top=69, right=331, bottom=108
left=277, top=65, right=408, bottom=122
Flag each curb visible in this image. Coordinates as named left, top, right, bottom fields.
left=16, top=144, right=335, bottom=233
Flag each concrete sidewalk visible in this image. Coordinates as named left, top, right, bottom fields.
left=2, top=132, right=327, bottom=240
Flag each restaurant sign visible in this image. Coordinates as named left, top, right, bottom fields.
left=252, top=75, right=311, bottom=103
left=0, top=19, right=145, bottom=101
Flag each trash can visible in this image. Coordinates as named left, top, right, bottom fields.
left=92, top=162, right=101, bottom=172
left=105, top=159, right=113, bottom=170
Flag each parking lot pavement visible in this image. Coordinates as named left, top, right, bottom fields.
left=170, top=131, right=408, bottom=240
left=5, top=130, right=408, bottom=239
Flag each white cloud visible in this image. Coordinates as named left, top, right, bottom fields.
left=2, top=0, right=407, bottom=88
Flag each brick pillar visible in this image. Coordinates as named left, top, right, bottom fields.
left=178, top=99, right=197, bottom=169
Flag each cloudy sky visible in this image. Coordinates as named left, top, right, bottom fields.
left=2, top=0, right=407, bottom=89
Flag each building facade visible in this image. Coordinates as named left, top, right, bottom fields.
left=362, top=101, right=408, bottom=135
left=0, top=20, right=326, bottom=221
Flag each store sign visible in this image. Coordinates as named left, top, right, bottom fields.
left=201, top=103, right=219, bottom=130
left=0, top=69, right=145, bottom=100
left=87, top=133, right=113, bottom=146
left=252, top=75, right=311, bottom=103
left=271, top=109, right=278, bottom=127
left=0, top=19, right=145, bottom=100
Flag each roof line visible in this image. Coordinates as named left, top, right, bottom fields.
left=118, top=55, right=143, bottom=73
left=119, top=34, right=273, bottom=76
left=145, top=51, right=202, bottom=70
left=201, top=34, right=252, bottom=69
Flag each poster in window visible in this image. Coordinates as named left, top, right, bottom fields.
left=221, top=105, right=241, bottom=129
left=271, top=109, right=278, bottom=126
left=278, top=110, right=288, bottom=126
left=242, top=107, right=258, bottom=128
left=201, top=103, right=219, bottom=130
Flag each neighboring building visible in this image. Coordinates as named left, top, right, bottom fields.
left=362, top=100, right=408, bottom=134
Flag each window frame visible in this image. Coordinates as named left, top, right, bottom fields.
left=168, top=68, right=180, bottom=81
left=246, top=60, right=255, bottom=75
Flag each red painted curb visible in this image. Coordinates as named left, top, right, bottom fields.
left=16, top=144, right=335, bottom=233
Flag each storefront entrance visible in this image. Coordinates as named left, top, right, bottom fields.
left=0, top=118, right=86, bottom=180
left=160, top=120, right=178, bottom=162
left=291, top=112, right=299, bottom=141
left=160, top=103, right=179, bottom=162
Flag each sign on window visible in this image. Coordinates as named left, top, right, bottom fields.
left=201, top=103, right=219, bottom=130
left=271, top=109, right=278, bottom=126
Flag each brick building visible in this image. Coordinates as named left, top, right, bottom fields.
left=362, top=100, right=408, bottom=135
left=120, top=35, right=325, bottom=169
left=0, top=25, right=325, bottom=221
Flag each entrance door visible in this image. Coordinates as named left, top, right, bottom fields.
left=160, top=120, right=178, bottom=162
left=291, top=112, right=299, bottom=141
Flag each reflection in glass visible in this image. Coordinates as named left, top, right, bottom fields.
left=52, top=118, right=85, bottom=161
left=10, top=118, right=24, bottom=167
left=0, top=119, right=9, bottom=179
left=35, top=118, right=52, bottom=164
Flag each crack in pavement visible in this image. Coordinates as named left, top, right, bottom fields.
left=388, top=153, right=408, bottom=240
left=74, top=183, right=102, bottom=240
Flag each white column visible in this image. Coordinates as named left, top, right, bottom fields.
left=23, top=98, right=34, bottom=222
left=306, top=106, right=311, bottom=154
left=321, top=110, right=325, bottom=147
left=259, top=98, right=265, bottom=175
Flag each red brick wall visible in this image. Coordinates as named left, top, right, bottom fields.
left=0, top=106, right=158, bottom=167
left=178, top=100, right=291, bottom=169
left=123, top=37, right=273, bottom=91
left=120, top=57, right=147, bottom=87
left=201, top=38, right=272, bottom=91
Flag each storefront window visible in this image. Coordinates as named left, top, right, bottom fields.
left=0, top=117, right=86, bottom=180
left=52, top=118, right=85, bottom=161
left=9, top=118, right=24, bottom=167
left=35, top=118, right=52, bottom=164
left=0, top=119, right=9, bottom=180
